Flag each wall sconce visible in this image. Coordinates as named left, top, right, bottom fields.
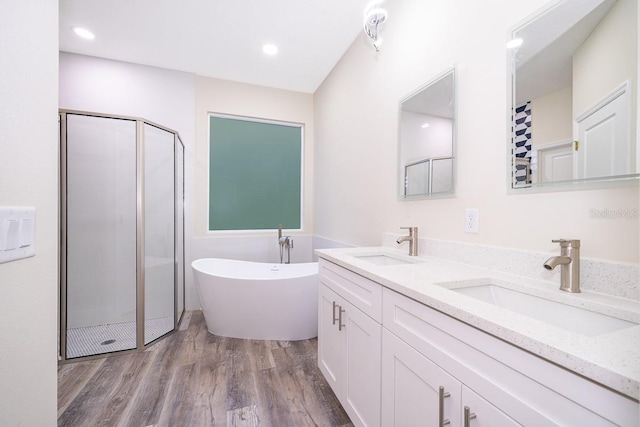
left=364, top=4, right=387, bottom=51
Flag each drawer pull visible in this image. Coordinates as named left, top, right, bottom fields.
left=332, top=301, right=338, bottom=325
left=439, top=386, right=451, bottom=426
left=464, top=406, right=477, bottom=427
left=338, top=306, right=346, bottom=331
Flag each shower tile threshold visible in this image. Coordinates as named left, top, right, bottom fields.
left=66, top=316, right=174, bottom=359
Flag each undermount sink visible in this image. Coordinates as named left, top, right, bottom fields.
left=354, top=254, right=412, bottom=266
left=452, top=284, right=637, bottom=337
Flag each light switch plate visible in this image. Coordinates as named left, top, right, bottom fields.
left=2, top=220, right=20, bottom=250
left=0, top=206, right=36, bottom=264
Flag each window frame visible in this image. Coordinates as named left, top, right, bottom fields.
left=207, top=112, right=305, bottom=233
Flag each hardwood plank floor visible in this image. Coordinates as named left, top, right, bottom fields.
left=58, top=311, right=353, bottom=427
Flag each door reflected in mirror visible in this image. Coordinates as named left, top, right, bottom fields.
left=509, top=0, right=638, bottom=190
left=399, top=68, right=456, bottom=199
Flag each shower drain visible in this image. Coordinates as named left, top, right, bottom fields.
left=100, top=339, right=116, bottom=345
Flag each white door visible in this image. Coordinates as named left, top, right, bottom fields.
left=536, top=141, right=573, bottom=183
left=575, top=85, right=631, bottom=179
left=381, top=329, right=461, bottom=427
left=318, top=284, right=344, bottom=396
left=344, top=299, right=382, bottom=427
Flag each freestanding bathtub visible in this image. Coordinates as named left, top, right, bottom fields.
left=191, top=258, right=318, bottom=340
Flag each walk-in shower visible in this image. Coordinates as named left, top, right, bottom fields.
left=59, top=110, right=185, bottom=360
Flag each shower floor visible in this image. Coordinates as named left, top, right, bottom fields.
left=66, top=316, right=174, bottom=359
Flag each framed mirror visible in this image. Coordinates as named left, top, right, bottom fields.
left=398, top=68, right=456, bottom=199
left=508, top=0, right=638, bottom=191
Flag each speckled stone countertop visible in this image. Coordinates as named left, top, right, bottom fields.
left=316, top=247, right=640, bottom=401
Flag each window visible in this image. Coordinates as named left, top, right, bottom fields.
left=208, top=114, right=302, bottom=231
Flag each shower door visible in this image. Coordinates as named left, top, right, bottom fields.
left=176, top=137, right=185, bottom=318
left=61, top=111, right=184, bottom=360
left=64, top=114, right=138, bottom=358
left=143, top=123, right=175, bottom=344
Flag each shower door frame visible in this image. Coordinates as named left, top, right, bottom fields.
left=59, top=109, right=185, bottom=362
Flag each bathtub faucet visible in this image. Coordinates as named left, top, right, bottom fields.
left=278, top=224, right=293, bottom=264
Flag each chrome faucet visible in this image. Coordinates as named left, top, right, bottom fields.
left=277, top=224, right=293, bottom=264
left=397, top=226, right=418, bottom=256
left=544, top=239, right=580, bottom=293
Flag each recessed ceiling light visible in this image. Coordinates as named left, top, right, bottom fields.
left=421, top=123, right=430, bottom=128
left=73, top=27, right=95, bottom=40
left=506, top=38, right=523, bottom=49
left=262, top=44, right=278, bottom=55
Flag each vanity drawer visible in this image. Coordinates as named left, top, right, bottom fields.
left=319, top=259, right=382, bottom=322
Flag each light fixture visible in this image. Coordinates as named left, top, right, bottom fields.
left=73, top=27, right=95, bottom=40
left=506, top=38, right=523, bottom=49
left=262, top=44, right=278, bottom=55
left=364, top=4, right=387, bottom=51
left=421, top=123, right=430, bottom=129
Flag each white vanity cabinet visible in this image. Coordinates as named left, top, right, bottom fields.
left=318, top=260, right=382, bottom=427
left=382, top=329, right=520, bottom=427
left=317, top=258, right=638, bottom=427
left=382, top=328, right=463, bottom=427
left=382, top=287, right=637, bottom=427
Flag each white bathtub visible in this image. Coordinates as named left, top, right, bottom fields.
left=191, top=258, right=318, bottom=340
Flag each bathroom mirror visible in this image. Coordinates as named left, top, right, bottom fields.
left=398, top=68, right=456, bottom=199
left=508, top=0, right=638, bottom=190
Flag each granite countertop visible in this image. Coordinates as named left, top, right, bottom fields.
left=315, top=246, right=640, bottom=401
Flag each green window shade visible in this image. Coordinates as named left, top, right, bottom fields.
left=209, top=116, right=302, bottom=231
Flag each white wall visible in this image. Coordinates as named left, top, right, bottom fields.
left=314, top=0, right=639, bottom=264
left=531, top=86, right=573, bottom=147
left=59, top=53, right=196, bottom=131
left=0, top=1, right=59, bottom=425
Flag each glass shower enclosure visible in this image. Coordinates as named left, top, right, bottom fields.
left=59, top=110, right=185, bottom=360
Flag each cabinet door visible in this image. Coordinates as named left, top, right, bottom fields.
left=344, top=298, right=382, bottom=427
left=318, top=284, right=344, bottom=395
left=461, top=386, right=520, bottom=427
left=382, top=329, right=461, bottom=427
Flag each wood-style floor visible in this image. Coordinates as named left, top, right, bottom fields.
left=58, top=311, right=353, bottom=427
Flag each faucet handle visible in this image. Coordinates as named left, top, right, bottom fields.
left=400, top=226, right=418, bottom=234
left=552, top=239, right=580, bottom=248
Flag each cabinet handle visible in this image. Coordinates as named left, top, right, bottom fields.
left=338, top=306, right=346, bottom=331
left=332, top=301, right=338, bottom=325
left=464, top=406, right=477, bottom=427
left=438, top=386, right=451, bottom=426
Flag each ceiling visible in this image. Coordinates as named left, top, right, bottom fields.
left=401, top=71, right=454, bottom=119
left=59, top=0, right=375, bottom=94
left=513, top=0, right=615, bottom=104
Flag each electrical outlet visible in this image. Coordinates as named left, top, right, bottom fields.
left=464, top=208, right=479, bottom=234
